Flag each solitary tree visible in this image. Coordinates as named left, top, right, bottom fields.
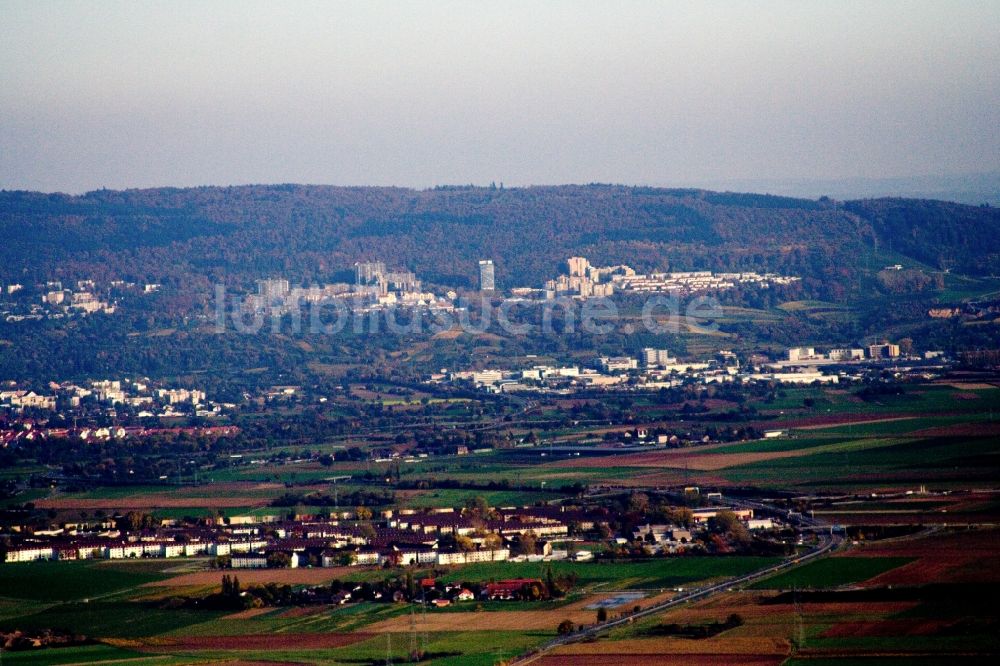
left=463, top=495, right=489, bottom=518
left=482, top=532, right=503, bottom=551
left=627, top=492, right=650, bottom=514
left=515, top=531, right=538, bottom=556
left=266, top=551, right=291, bottom=568
left=357, top=523, right=377, bottom=540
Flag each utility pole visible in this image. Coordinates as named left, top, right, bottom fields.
left=793, top=586, right=805, bottom=652
left=409, top=604, right=417, bottom=659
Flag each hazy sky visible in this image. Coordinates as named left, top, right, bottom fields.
left=2, top=0, right=999, bottom=193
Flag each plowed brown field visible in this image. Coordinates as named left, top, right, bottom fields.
left=538, top=656, right=784, bottom=666
left=550, top=637, right=790, bottom=656
left=839, top=528, right=1000, bottom=585
left=821, top=618, right=956, bottom=638
left=551, top=447, right=817, bottom=471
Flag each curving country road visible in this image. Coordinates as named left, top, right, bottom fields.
left=509, top=494, right=843, bottom=665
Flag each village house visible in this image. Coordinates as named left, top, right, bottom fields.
left=482, top=578, right=543, bottom=601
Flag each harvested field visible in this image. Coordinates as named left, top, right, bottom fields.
left=135, top=633, right=371, bottom=651
left=670, top=450, right=817, bottom=470
left=147, top=566, right=355, bottom=587
left=767, top=414, right=919, bottom=430
left=551, top=447, right=820, bottom=471
left=277, top=606, right=330, bottom=618
left=656, top=600, right=915, bottom=624
left=222, top=607, right=274, bottom=620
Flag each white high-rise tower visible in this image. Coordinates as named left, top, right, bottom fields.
left=478, top=260, right=495, bottom=291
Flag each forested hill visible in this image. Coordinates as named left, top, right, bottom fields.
left=1, top=184, right=997, bottom=297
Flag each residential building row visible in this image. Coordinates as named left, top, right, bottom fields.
left=0, top=378, right=223, bottom=420
left=245, top=266, right=456, bottom=316
left=3, top=500, right=785, bottom=568
left=0, top=278, right=161, bottom=323
left=2, top=505, right=605, bottom=567
left=518, top=257, right=800, bottom=301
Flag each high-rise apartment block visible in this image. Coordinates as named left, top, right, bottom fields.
left=256, top=278, right=290, bottom=300
left=479, top=260, right=495, bottom=291
left=868, top=343, right=901, bottom=359
left=643, top=348, right=676, bottom=367
left=355, top=261, right=387, bottom=286
left=567, top=257, right=590, bottom=277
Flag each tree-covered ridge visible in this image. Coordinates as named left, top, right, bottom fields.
left=0, top=185, right=997, bottom=296
left=844, top=198, right=1000, bottom=274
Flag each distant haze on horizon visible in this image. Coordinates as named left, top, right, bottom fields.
left=2, top=1, right=999, bottom=196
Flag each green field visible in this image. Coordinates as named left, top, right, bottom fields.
left=0, top=644, right=153, bottom=666
left=711, top=434, right=853, bottom=455
left=746, top=385, right=1000, bottom=419
left=0, top=560, right=169, bottom=602
left=150, top=506, right=284, bottom=521
left=720, top=434, right=1000, bottom=490
left=160, top=600, right=411, bottom=637
left=49, top=485, right=173, bottom=500
left=750, top=556, right=913, bottom=589
left=435, top=556, right=781, bottom=590
left=939, top=273, right=1000, bottom=302
left=1, top=600, right=224, bottom=639
left=150, top=629, right=553, bottom=666
left=2, top=379, right=995, bottom=665
left=403, top=488, right=557, bottom=509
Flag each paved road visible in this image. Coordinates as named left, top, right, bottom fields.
left=509, top=494, right=843, bottom=665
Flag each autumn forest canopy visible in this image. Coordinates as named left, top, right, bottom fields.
left=1, top=184, right=997, bottom=298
